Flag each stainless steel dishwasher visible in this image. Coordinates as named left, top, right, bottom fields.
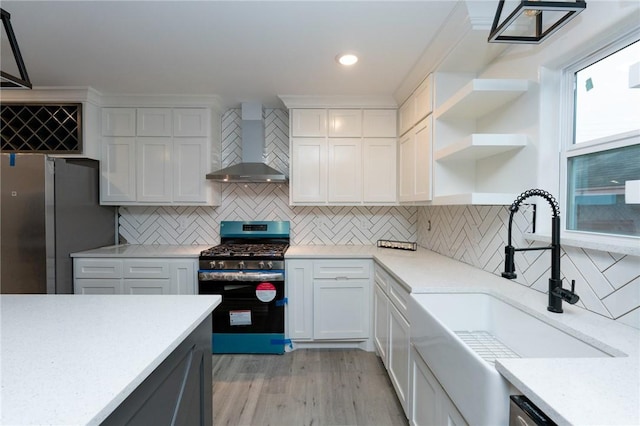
left=509, top=395, right=557, bottom=426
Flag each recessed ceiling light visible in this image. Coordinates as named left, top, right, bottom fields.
left=336, top=53, right=358, bottom=66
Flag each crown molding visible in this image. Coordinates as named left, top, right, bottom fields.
left=278, top=94, right=397, bottom=109
left=0, top=86, right=102, bottom=104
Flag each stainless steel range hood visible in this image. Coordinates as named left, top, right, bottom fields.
left=206, top=102, right=288, bottom=183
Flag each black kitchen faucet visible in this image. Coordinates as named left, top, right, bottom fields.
left=502, top=189, right=579, bottom=313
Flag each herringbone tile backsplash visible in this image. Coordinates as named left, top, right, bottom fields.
left=118, top=107, right=638, bottom=329
left=417, top=205, right=640, bottom=329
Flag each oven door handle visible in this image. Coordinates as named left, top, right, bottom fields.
left=198, top=271, right=285, bottom=281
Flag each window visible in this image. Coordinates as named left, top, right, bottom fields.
left=564, top=36, right=640, bottom=240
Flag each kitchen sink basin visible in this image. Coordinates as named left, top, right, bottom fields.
left=409, top=292, right=616, bottom=425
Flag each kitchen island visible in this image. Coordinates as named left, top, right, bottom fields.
left=0, top=294, right=221, bottom=425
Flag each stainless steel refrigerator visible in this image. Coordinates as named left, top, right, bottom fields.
left=1, top=153, right=117, bottom=294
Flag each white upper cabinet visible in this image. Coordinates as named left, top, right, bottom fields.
left=328, top=138, right=362, bottom=202
left=100, top=107, right=218, bottom=206
left=289, top=108, right=397, bottom=206
left=173, top=138, right=210, bottom=202
left=136, top=137, right=173, bottom=202
left=136, top=108, right=173, bottom=136
left=173, top=108, right=210, bottom=137
left=398, top=116, right=432, bottom=204
left=363, top=109, right=397, bottom=137
left=290, top=138, right=327, bottom=203
left=101, top=136, right=136, bottom=203
left=328, top=109, right=362, bottom=137
left=363, top=138, right=397, bottom=203
left=399, top=74, right=433, bottom=136
left=102, top=108, right=136, bottom=136
left=291, top=109, right=327, bottom=137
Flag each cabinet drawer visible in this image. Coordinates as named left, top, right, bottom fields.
left=389, top=276, right=410, bottom=319
left=374, top=264, right=390, bottom=293
left=123, top=260, right=171, bottom=279
left=313, top=260, right=371, bottom=279
left=74, top=259, right=123, bottom=278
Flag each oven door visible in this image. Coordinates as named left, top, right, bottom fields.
left=198, top=270, right=285, bottom=354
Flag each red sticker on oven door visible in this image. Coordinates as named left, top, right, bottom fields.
left=256, top=282, right=276, bottom=302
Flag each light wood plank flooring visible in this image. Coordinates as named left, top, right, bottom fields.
left=212, top=349, right=408, bottom=426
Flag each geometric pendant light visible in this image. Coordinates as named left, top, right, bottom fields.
left=488, top=0, right=587, bottom=44
left=1, top=8, right=32, bottom=89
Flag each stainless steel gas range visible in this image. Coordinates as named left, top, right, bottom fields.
left=198, top=221, right=289, bottom=354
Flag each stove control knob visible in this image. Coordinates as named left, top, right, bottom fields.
left=266, top=261, right=273, bottom=270
left=217, top=261, right=225, bottom=269
left=238, top=261, right=245, bottom=270
left=258, top=261, right=265, bottom=269
left=209, top=261, right=216, bottom=269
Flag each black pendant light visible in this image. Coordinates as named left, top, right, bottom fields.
left=488, top=0, right=586, bottom=44
left=1, top=8, right=31, bottom=89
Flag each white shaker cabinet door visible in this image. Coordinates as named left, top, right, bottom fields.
left=373, top=282, right=390, bottom=366
left=414, top=117, right=432, bottom=202
left=328, top=109, right=362, bottom=137
left=363, top=109, right=397, bottom=137
left=101, top=137, right=136, bottom=203
left=363, top=138, right=396, bottom=203
left=291, top=109, right=327, bottom=137
left=173, top=108, right=210, bottom=137
left=102, top=108, right=136, bottom=137
left=388, top=303, right=410, bottom=413
left=286, top=260, right=314, bottom=340
left=313, top=278, right=370, bottom=340
left=328, top=138, right=362, bottom=203
left=398, top=131, right=416, bottom=202
left=410, top=347, right=440, bottom=426
left=290, top=138, right=327, bottom=203
left=136, top=137, right=173, bottom=202
left=136, top=108, right=172, bottom=137
left=173, top=138, right=209, bottom=203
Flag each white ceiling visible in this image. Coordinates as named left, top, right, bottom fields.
left=1, top=1, right=463, bottom=108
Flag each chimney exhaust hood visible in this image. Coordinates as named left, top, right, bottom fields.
left=206, top=102, right=288, bottom=183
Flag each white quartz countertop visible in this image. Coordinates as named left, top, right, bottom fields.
left=287, top=245, right=640, bottom=425
left=70, top=244, right=211, bottom=258
left=0, top=294, right=221, bottom=426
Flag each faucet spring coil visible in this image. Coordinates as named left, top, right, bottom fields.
left=509, top=188, right=560, bottom=218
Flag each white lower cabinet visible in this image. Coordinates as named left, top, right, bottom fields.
left=285, top=259, right=372, bottom=345
left=373, top=263, right=411, bottom=417
left=410, top=346, right=468, bottom=426
left=314, top=278, right=369, bottom=340
left=389, top=302, right=410, bottom=412
left=74, top=258, right=196, bottom=295
left=373, top=281, right=389, bottom=366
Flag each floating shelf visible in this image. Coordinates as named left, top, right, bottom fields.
left=434, top=134, right=528, bottom=163
left=431, top=192, right=517, bottom=206
left=435, top=79, right=531, bottom=120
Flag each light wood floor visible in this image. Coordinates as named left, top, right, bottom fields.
left=211, top=349, right=408, bottom=426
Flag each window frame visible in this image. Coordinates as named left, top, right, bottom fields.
left=558, top=29, right=640, bottom=255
